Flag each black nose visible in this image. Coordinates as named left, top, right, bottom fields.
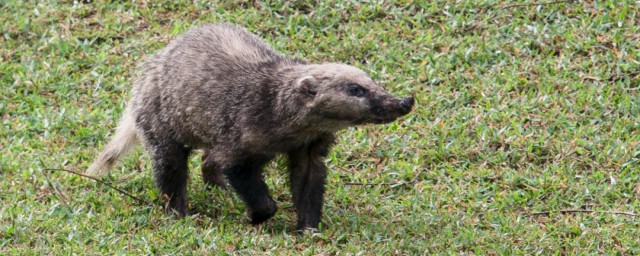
left=400, top=96, right=414, bottom=113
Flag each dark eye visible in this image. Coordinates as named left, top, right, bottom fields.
left=346, top=84, right=366, bottom=97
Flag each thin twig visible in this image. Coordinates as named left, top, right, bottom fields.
left=43, top=168, right=150, bottom=205
left=465, top=0, right=576, bottom=32
left=526, top=209, right=638, bottom=217
left=344, top=168, right=428, bottom=187
left=42, top=169, right=72, bottom=212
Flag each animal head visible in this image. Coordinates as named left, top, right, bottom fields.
left=295, top=63, right=414, bottom=128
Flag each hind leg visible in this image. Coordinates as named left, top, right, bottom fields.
left=201, top=149, right=228, bottom=188
left=148, top=140, right=192, bottom=217
left=223, top=155, right=277, bottom=225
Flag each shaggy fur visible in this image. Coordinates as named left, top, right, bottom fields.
left=88, top=23, right=414, bottom=230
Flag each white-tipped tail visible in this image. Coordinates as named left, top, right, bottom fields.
left=87, top=108, right=139, bottom=176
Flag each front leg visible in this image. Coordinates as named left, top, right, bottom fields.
left=201, top=149, right=228, bottom=188
left=223, top=155, right=277, bottom=225
left=287, top=134, right=335, bottom=231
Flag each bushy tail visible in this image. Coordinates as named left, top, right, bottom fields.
left=87, top=108, right=139, bottom=176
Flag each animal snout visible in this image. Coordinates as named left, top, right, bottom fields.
left=399, top=96, right=414, bottom=114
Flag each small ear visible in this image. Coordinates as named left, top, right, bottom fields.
left=295, top=76, right=317, bottom=96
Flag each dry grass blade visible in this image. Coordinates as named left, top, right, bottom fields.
left=344, top=167, right=428, bottom=187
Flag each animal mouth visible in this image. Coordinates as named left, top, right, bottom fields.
left=368, top=96, right=414, bottom=124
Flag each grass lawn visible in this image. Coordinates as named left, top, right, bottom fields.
left=2, top=0, right=639, bottom=254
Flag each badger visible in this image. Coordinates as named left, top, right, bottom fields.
left=87, top=23, right=414, bottom=231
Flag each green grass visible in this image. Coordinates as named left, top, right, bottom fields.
left=2, top=0, right=639, bottom=254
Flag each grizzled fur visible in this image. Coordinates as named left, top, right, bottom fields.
left=87, top=23, right=414, bottom=231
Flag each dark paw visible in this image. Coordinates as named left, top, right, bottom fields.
left=249, top=199, right=277, bottom=225
left=203, top=179, right=229, bottom=190
left=164, top=195, right=188, bottom=218
left=203, top=173, right=229, bottom=189
left=165, top=204, right=189, bottom=218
